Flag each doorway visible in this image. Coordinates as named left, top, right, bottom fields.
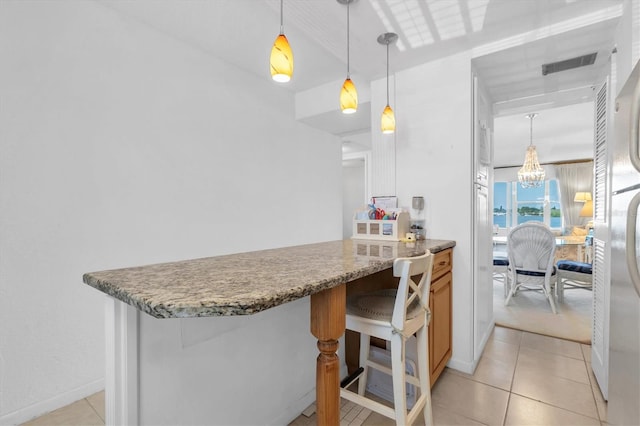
left=490, top=105, right=596, bottom=345
left=342, top=152, right=371, bottom=239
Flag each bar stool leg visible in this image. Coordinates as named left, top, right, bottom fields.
left=416, top=324, right=433, bottom=426
left=358, top=332, right=370, bottom=395
left=390, top=334, right=409, bottom=425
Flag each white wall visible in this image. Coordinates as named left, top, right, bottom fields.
left=615, top=0, right=640, bottom=94
left=370, top=76, right=397, bottom=197
left=392, top=52, right=477, bottom=372
left=0, top=1, right=341, bottom=424
left=138, top=298, right=319, bottom=426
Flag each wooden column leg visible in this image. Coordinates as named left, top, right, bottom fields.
left=310, top=284, right=346, bottom=426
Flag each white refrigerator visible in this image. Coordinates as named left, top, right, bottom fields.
left=609, top=59, right=640, bottom=425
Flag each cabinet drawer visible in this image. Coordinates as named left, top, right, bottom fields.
left=432, top=248, right=452, bottom=280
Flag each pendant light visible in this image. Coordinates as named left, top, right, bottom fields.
left=378, top=32, right=398, bottom=134
left=517, top=113, right=546, bottom=188
left=338, top=0, right=357, bottom=114
left=270, top=0, right=293, bottom=83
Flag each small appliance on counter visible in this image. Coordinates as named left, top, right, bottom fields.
left=410, top=196, right=426, bottom=240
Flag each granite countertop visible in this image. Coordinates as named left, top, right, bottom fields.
left=83, top=239, right=455, bottom=319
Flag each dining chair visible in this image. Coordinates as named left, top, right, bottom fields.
left=340, top=251, right=434, bottom=426
left=556, top=260, right=593, bottom=302
left=493, top=255, right=510, bottom=297
left=505, top=222, right=558, bottom=314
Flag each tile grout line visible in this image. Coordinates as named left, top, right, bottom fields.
left=510, top=332, right=601, bottom=423
left=583, top=355, right=606, bottom=423
left=509, top=390, right=602, bottom=422
left=85, top=396, right=105, bottom=423
left=502, top=329, right=524, bottom=425
left=431, top=400, right=493, bottom=426
left=26, top=327, right=603, bottom=426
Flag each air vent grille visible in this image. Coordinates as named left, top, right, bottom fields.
left=541, top=52, right=598, bottom=76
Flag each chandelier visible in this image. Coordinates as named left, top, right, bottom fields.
left=518, top=113, right=545, bottom=188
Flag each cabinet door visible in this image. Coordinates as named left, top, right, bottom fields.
left=429, top=271, right=452, bottom=385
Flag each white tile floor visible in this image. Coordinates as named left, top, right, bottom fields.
left=21, top=327, right=606, bottom=426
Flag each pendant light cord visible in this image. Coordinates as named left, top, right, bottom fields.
left=386, top=42, right=390, bottom=105
left=280, top=0, right=284, bottom=35
left=347, top=1, right=350, bottom=78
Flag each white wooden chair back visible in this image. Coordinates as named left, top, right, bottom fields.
left=391, top=251, right=434, bottom=335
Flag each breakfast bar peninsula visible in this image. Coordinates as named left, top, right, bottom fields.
left=83, top=238, right=455, bottom=425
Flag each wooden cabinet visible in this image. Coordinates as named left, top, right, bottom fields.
left=429, top=248, right=453, bottom=385
left=344, top=247, right=453, bottom=388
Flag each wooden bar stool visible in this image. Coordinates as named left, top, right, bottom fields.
left=340, top=252, right=434, bottom=426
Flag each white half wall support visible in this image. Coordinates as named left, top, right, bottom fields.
left=105, top=298, right=139, bottom=426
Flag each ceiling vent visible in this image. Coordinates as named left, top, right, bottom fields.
left=541, top=52, right=598, bottom=76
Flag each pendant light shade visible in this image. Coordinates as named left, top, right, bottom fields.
left=381, top=105, right=395, bottom=134
left=270, top=0, right=293, bottom=83
left=378, top=32, right=397, bottom=134
left=340, top=77, right=357, bottom=114
left=518, top=113, right=546, bottom=188
left=338, top=0, right=357, bottom=114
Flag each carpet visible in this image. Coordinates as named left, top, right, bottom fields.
left=493, top=279, right=592, bottom=344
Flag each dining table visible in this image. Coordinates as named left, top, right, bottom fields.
left=493, top=235, right=588, bottom=263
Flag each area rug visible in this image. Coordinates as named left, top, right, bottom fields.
left=493, top=280, right=592, bottom=344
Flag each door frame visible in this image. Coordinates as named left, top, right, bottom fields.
left=343, top=151, right=372, bottom=205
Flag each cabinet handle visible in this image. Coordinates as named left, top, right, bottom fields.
left=438, top=261, right=447, bottom=266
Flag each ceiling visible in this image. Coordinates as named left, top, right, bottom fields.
left=98, top=0, right=623, bottom=164
left=493, top=102, right=595, bottom=168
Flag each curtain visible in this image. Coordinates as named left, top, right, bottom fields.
left=555, top=162, right=593, bottom=232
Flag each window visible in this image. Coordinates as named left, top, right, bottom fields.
left=493, top=180, right=562, bottom=230
left=493, top=182, right=509, bottom=229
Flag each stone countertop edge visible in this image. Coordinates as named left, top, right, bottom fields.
left=83, top=239, right=455, bottom=319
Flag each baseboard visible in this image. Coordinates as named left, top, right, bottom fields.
left=271, top=388, right=316, bottom=426
left=446, top=355, right=479, bottom=375
left=447, top=321, right=495, bottom=375
left=0, top=378, right=104, bottom=426
left=475, top=320, right=495, bottom=359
